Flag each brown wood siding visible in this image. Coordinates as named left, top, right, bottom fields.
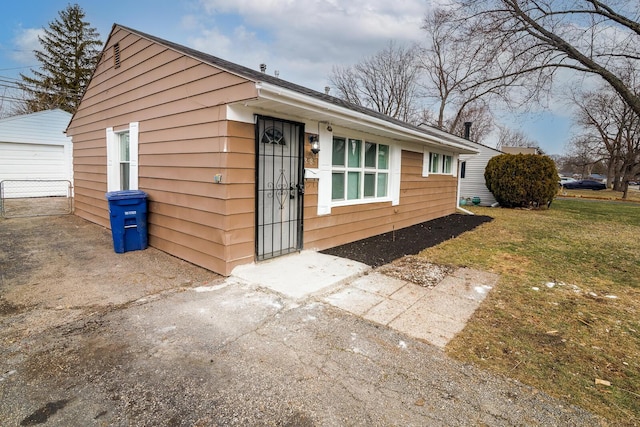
left=67, top=27, right=257, bottom=276
left=303, top=150, right=457, bottom=250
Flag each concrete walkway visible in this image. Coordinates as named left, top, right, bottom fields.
left=231, top=251, right=499, bottom=349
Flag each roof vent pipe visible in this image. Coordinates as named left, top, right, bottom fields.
left=260, top=63, right=266, bottom=73
left=464, top=122, right=472, bottom=140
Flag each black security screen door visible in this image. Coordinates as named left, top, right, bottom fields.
left=255, top=116, right=304, bottom=260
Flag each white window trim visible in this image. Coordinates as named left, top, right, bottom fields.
left=422, top=147, right=458, bottom=178
left=106, top=122, right=139, bottom=192
left=316, top=130, right=400, bottom=214
left=330, top=136, right=393, bottom=207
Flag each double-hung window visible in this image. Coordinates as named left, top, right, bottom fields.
left=107, top=122, right=139, bottom=191
left=118, top=131, right=131, bottom=190
left=331, top=137, right=389, bottom=202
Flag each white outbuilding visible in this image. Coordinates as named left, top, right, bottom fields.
left=458, top=140, right=503, bottom=207
left=0, top=109, right=73, bottom=197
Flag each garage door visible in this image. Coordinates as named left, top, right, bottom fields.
left=0, top=142, right=68, bottom=197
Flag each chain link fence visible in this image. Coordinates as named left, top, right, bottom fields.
left=1, top=180, right=73, bottom=218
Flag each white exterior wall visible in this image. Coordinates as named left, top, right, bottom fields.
left=0, top=109, right=72, bottom=197
left=459, top=142, right=502, bottom=207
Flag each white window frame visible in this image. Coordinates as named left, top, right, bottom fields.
left=422, top=147, right=457, bottom=177
left=330, top=135, right=392, bottom=207
left=106, top=122, right=139, bottom=191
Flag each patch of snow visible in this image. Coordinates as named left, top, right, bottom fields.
left=266, top=300, right=283, bottom=310
left=193, top=283, right=229, bottom=293
left=398, top=341, right=408, bottom=349
left=545, top=282, right=555, bottom=288
left=474, top=285, right=493, bottom=294
left=589, top=292, right=598, bottom=297
left=531, top=287, right=540, bottom=291
left=303, top=315, right=317, bottom=322
left=156, top=325, right=177, bottom=334
left=605, top=295, right=618, bottom=299
left=303, top=302, right=322, bottom=310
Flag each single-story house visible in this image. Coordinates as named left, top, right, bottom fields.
left=501, top=146, right=540, bottom=155
left=66, top=24, right=478, bottom=276
left=0, top=109, right=73, bottom=197
left=458, top=141, right=502, bottom=207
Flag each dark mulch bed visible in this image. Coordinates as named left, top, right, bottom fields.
left=321, top=214, right=493, bottom=267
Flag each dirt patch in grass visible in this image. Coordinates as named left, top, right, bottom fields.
left=377, top=255, right=455, bottom=288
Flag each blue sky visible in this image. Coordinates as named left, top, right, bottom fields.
left=0, top=0, right=576, bottom=155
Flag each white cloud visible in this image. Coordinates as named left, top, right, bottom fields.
left=11, top=27, right=43, bottom=64
left=189, top=0, right=430, bottom=91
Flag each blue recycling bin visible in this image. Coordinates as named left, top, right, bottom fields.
left=105, top=190, right=148, bottom=253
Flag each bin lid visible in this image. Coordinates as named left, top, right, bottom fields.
left=105, top=190, right=148, bottom=201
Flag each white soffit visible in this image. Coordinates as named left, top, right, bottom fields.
left=247, top=82, right=478, bottom=154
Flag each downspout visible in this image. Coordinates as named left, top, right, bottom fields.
left=457, top=122, right=474, bottom=215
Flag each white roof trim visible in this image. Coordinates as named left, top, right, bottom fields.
left=255, top=82, right=478, bottom=154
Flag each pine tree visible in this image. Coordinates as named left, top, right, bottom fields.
left=17, top=4, right=102, bottom=114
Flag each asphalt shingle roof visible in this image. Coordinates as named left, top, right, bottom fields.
left=117, top=24, right=470, bottom=144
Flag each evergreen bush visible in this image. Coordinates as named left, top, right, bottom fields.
left=485, top=154, right=558, bottom=208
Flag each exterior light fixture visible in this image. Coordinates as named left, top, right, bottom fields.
left=308, top=135, right=320, bottom=154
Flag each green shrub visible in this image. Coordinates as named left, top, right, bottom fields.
left=484, top=154, right=558, bottom=208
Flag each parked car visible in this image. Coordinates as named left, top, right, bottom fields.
left=562, top=179, right=607, bottom=190
left=559, top=177, right=576, bottom=187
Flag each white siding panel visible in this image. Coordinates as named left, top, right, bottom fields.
left=459, top=143, right=502, bottom=207
left=0, top=143, right=66, bottom=178
left=0, top=143, right=69, bottom=197
left=0, top=109, right=74, bottom=197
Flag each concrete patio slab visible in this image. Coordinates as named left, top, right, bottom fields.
left=352, top=272, right=406, bottom=296
left=231, top=249, right=500, bottom=351
left=390, top=301, right=467, bottom=336
left=363, top=298, right=408, bottom=325
left=388, top=282, right=430, bottom=304
left=324, top=286, right=385, bottom=315
left=231, top=250, right=370, bottom=300
left=324, top=266, right=500, bottom=349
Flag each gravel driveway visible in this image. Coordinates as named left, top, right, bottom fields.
left=0, top=215, right=604, bottom=426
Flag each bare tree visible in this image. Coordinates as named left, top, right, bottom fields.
left=419, top=7, right=530, bottom=136
left=496, top=126, right=541, bottom=151
left=566, top=136, right=608, bottom=178
left=458, top=0, right=640, bottom=119
left=445, top=103, right=494, bottom=142
left=330, top=42, right=422, bottom=124
left=572, top=74, right=640, bottom=196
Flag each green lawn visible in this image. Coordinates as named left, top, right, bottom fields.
left=419, top=199, right=640, bottom=425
